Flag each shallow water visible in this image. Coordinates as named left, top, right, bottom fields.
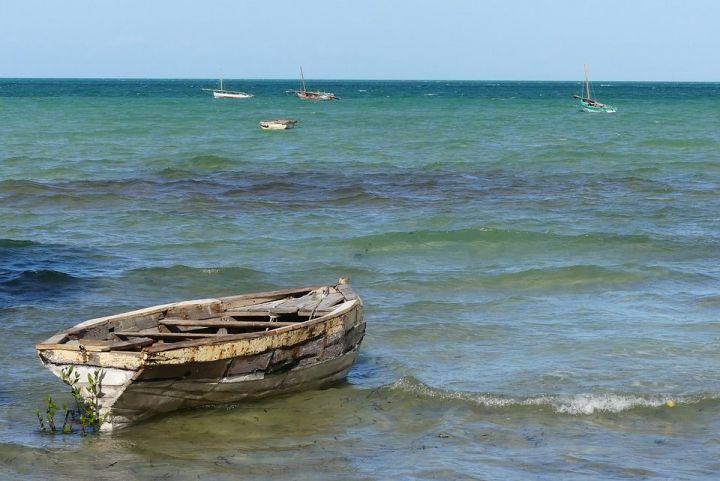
left=1, top=79, right=719, bottom=480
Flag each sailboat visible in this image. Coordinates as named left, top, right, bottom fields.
left=202, top=79, right=254, bottom=99
left=573, top=65, right=616, bottom=113
left=286, top=67, right=339, bottom=101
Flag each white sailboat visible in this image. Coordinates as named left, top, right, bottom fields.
left=202, top=79, right=254, bottom=99
left=286, top=67, right=339, bottom=101
left=573, top=65, right=616, bottom=113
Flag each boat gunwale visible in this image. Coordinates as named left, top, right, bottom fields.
left=143, top=298, right=360, bottom=354
left=35, top=284, right=360, bottom=358
left=35, top=298, right=360, bottom=369
left=36, top=284, right=325, bottom=345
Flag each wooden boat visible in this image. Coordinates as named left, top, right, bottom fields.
left=259, top=119, right=298, bottom=130
left=36, top=279, right=364, bottom=430
left=286, top=67, right=339, bottom=101
left=573, top=65, right=616, bottom=113
left=202, top=78, right=254, bottom=99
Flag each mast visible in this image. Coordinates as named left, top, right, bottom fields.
left=583, top=64, right=591, bottom=100
left=300, top=66, right=307, bottom=93
left=220, top=78, right=224, bottom=91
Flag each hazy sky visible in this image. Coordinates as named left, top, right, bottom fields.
left=1, top=0, right=718, bottom=81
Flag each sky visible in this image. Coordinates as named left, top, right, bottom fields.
left=1, top=0, right=718, bottom=81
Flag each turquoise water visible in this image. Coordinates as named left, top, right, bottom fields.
left=1, top=79, right=719, bottom=480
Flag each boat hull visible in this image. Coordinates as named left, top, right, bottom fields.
left=108, top=348, right=359, bottom=428
left=259, top=119, right=297, bottom=130
left=212, top=91, right=253, bottom=99
left=579, top=99, right=616, bottom=113
left=37, top=285, right=364, bottom=430
left=295, top=91, right=337, bottom=101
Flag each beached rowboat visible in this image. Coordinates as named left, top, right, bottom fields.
left=36, top=279, right=364, bottom=430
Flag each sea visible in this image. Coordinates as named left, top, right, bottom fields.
left=1, top=79, right=719, bottom=480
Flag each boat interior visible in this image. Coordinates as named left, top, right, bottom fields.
left=37, top=285, right=355, bottom=353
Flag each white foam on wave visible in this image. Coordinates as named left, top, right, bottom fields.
left=550, top=393, right=665, bottom=414
left=388, top=377, right=685, bottom=415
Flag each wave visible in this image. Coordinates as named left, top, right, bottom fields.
left=0, top=269, right=85, bottom=305
left=384, top=377, right=717, bottom=415
left=0, top=269, right=81, bottom=287
left=122, top=264, right=266, bottom=280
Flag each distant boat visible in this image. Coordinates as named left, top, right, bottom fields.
left=573, top=65, right=616, bottom=113
left=259, top=119, right=298, bottom=130
left=286, top=67, right=339, bottom=101
left=202, top=79, right=254, bottom=99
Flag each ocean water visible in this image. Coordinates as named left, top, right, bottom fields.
left=1, top=79, right=719, bottom=480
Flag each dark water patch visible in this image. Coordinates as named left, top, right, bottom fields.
left=347, top=227, right=679, bottom=252
left=637, top=137, right=720, bottom=150
left=362, top=264, right=708, bottom=295
left=6, top=168, right=711, bottom=216
left=0, top=269, right=85, bottom=306
left=154, top=166, right=200, bottom=180
left=0, top=239, right=38, bottom=249
left=118, top=265, right=275, bottom=299
left=0, top=238, right=122, bottom=277
left=0, top=239, right=125, bottom=307
left=696, top=294, right=720, bottom=307
left=179, top=154, right=249, bottom=171
left=0, top=180, right=56, bottom=196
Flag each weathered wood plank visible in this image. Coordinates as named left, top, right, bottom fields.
left=219, top=286, right=321, bottom=304
left=336, top=284, right=359, bottom=301
left=76, top=339, right=113, bottom=346
left=223, top=307, right=299, bottom=316
left=316, top=292, right=345, bottom=310
left=226, top=352, right=273, bottom=376
left=164, top=300, right=224, bottom=320
left=143, top=332, right=264, bottom=353
left=160, top=319, right=297, bottom=328
left=275, top=295, right=316, bottom=310
left=137, top=358, right=231, bottom=381
left=37, top=347, right=145, bottom=370
left=218, top=310, right=274, bottom=317
left=37, top=341, right=85, bottom=351
left=142, top=299, right=358, bottom=358
left=343, top=323, right=366, bottom=351
left=235, top=299, right=301, bottom=314
left=42, top=333, right=69, bottom=344
left=109, top=337, right=156, bottom=351
left=115, top=331, right=221, bottom=339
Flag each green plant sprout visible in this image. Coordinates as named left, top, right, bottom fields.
left=35, top=366, right=109, bottom=435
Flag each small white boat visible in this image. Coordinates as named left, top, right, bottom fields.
left=202, top=78, right=254, bottom=99
left=259, top=119, right=298, bottom=130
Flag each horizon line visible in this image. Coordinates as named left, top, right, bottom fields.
left=1, top=76, right=718, bottom=83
